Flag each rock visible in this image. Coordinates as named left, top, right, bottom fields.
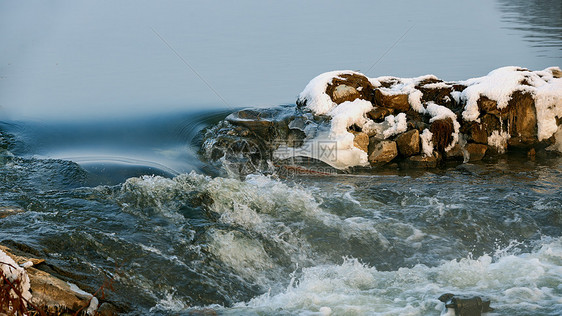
left=331, top=84, right=360, bottom=104
left=0, top=206, right=25, bottom=218
left=368, top=140, right=398, bottom=164
left=406, top=155, right=438, bottom=168
left=477, top=96, right=500, bottom=115
left=395, top=129, right=420, bottom=157
left=374, top=89, right=410, bottom=112
left=97, top=302, right=119, bottom=316
left=444, top=143, right=465, bottom=161
left=366, top=107, right=394, bottom=121
left=465, top=143, right=488, bottom=161
left=226, top=106, right=294, bottom=140
left=27, top=268, right=95, bottom=313
left=430, top=118, right=455, bottom=152
left=506, top=91, right=537, bottom=146
left=325, top=73, right=375, bottom=104
left=416, top=81, right=454, bottom=108
left=352, top=132, right=369, bottom=152
left=439, top=293, right=494, bottom=316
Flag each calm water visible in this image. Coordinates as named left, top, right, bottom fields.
left=0, top=1, right=561, bottom=315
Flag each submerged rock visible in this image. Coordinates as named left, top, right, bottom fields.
left=202, top=66, right=562, bottom=171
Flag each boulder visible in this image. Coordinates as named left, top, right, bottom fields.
left=0, top=245, right=99, bottom=315
left=331, top=85, right=360, bottom=104
left=325, top=73, right=375, bottom=104
left=465, top=143, right=488, bottom=161
left=430, top=118, right=455, bottom=152
left=352, top=132, right=369, bottom=152
left=506, top=91, right=537, bottom=146
left=395, top=129, right=420, bottom=157
left=374, top=89, right=410, bottom=112
left=406, top=155, right=438, bottom=168
left=368, top=140, right=398, bottom=164
left=27, top=268, right=96, bottom=313
left=367, top=107, right=394, bottom=121
left=444, top=143, right=465, bottom=161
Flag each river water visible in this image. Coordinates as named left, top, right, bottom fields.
left=0, top=1, right=561, bottom=315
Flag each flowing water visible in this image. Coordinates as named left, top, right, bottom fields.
left=1, top=1, right=561, bottom=315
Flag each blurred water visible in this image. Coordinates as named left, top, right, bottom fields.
left=0, top=0, right=560, bottom=121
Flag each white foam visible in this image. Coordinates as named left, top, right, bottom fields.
left=227, top=237, right=562, bottom=315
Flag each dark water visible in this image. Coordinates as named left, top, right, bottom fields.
left=1, top=1, right=561, bottom=315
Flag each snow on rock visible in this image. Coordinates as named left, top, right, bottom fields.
left=0, top=249, right=32, bottom=304
left=372, top=74, right=438, bottom=113
left=425, top=102, right=460, bottom=152
left=420, top=129, right=434, bottom=157
left=460, top=66, right=562, bottom=141
left=207, top=66, right=562, bottom=171
left=297, top=70, right=365, bottom=115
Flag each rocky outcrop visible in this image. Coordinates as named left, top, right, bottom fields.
left=0, top=244, right=116, bottom=315
left=203, top=66, right=562, bottom=172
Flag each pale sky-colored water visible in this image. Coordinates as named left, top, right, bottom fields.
left=0, top=0, right=560, bottom=121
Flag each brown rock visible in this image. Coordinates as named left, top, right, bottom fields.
left=444, top=143, right=465, bottom=160
left=331, top=84, right=361, bottom=104
left=406, top=155, right=438, bottom=168
left=430, top=118, right=455, bottom=152
left=366, top=107, right=394, bottom=121
left=466, top=143, right=488, bottom=161
left=464, top=114, right=502, bottom=144
left=352, top=132, right=369, bottom=152
left=374, top=89, right=410, bottom=112
left=395, top=129, right=420, bottom=157
left=507, top=91, right=537, bottom=146
left=97, top=303, right=119, bottom=316
left=325, top=73, right=375, bottom=104
left=368, top=140, right=398, bottom=164
left=477, top=96, right=500, bottom=115
left=27, top=268, right=95, bottom=312
left=0, top=206, right=25, bottom=218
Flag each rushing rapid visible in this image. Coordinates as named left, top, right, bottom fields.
left=1, top=110, right=561, bottom=314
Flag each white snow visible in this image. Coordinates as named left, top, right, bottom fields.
left=274, top=99, right=374, bottom=169
left=0, top=249, right=32, bottom=304
left=382, top=113, right=408, bottom=138
left=298, top=70, right=364, bottom=115
left=488, top=130, right=510, bottom=153
left=534, top=69, right=562, bottom=140
left=69, top=282, right=99, bottom=315
left=425, top=102, right=461, bottom=151
left=420, top=129, right=434, bottom=157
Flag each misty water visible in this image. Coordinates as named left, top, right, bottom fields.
left=0, top=1, right=561, bottom=315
